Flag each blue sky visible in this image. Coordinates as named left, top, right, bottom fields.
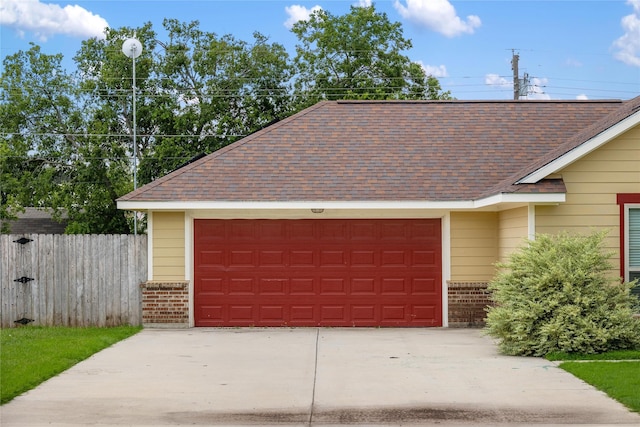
left=1, top=0, right=639, bottom=100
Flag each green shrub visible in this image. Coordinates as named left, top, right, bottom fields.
left=485, top=230, right=640, bottom=356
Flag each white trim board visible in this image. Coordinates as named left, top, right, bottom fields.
left=118, top=193, right=566, bottom=212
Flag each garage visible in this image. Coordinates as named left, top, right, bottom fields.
left=194, top=218, right=442, bottom=327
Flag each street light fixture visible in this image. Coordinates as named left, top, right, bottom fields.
left=122, top=37, right=142, bottom=235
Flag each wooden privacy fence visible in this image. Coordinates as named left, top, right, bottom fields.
left=1, top=234, right=147, bottom=328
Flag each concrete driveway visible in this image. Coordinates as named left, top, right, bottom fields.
left=1, top=328, right=639, bottom=426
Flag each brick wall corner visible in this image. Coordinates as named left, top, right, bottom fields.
left=140, top=281, right=189, bottom=328
left=447, top=281, right=493, bottom=328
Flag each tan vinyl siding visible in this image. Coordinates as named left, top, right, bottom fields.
left=498, top=206, right=529, bottom=262
left=450, top=212, right=499, bottom=282
left=536, top=126, right=640, bottom=273
left=153, top=212, right=185, bottom=281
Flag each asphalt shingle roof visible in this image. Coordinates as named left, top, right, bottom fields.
left=119, top=98, right=633, bottom=203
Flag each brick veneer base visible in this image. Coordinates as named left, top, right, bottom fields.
left=139, top=280, right=494, bottom=328
left=448, top=281, right=493, bottom=328
left=141, top=281, right=189, bottom=327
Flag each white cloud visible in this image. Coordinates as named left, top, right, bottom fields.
left=355, top=0, right=373, bottom=7
left=612, top=0, right=640, bottom=67
left=485, top=73, right=510, bottom=87
left=393, top=0, right=480, bottom=37
left=418, top=62, right=448, bottom=78
left=284, top=4, right=323, bottom=29
left=0, top=0, right=108, bottom=41
left=576, top=94, right=589, bottom=100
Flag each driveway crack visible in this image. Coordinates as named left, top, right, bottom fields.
left=308, top=328, right=320, bottom=426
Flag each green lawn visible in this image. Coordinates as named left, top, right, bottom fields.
left=547, top=350, right=640, bottom=413
left=0, top=325, right=141, bottom=404
left=546, top=349, right=640, bottom=361
left=559, top=361, right=640, bottom=413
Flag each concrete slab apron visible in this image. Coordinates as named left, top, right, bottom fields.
left=1, top=328, right=318, bottom=426
left=312, top=328, right=640, bottom=425
left=2, top=328, right=639, bottom=426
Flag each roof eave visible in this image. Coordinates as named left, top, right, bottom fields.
left=117, top=193, right=566, bottom=212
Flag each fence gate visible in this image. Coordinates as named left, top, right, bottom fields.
left=0, top=234, right=147, bottom=328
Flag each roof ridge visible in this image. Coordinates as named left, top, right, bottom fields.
left=335, top=99, right=624, bottom=105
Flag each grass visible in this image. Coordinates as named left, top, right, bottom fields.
left=546, top=349, right=640, bottom=361
left=0, top=325, right=141, bottom=404
left=546, top=349, right=640, bottom=413
left=559, top=361, right=640, bottom=413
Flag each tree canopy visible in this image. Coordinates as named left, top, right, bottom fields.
left=292, top=4, right=451, bottom=108
left=1, top=4, right=453, bottom=234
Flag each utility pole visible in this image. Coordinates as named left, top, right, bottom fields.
left=511, top=50, right=531, bottom=100
left=122, top=36, right=143, bottom=235
left=511, top=50, right=520, bottom=100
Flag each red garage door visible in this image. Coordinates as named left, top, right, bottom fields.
left=194, top=219, right=442, bottom=327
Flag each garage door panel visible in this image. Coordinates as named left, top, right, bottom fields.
left=351, top=250, right=376, bottom=266
left=289, top=222, right=315, bottom=240
left=259, top=250, right=286, bottom=266
left=290, top=278, right=315, bottom=294
left=381, top=278, right=409, bottom=294
left=381, top=251, right=407, bottom=266
left=351, top=223, right=376, bottom=240
left=199, top=305, right=224, bottom=324
left=320, top=250, right=346, bottom=266
left=229, top=222, right=256, bottom=240
left=351, top=278, right=376, bottom=294
left=259, top=278, right=287, bottom=295
left=290, top=250, right=315, bottom=267
left=196, top=222, right=226, bottom=242
left=381, top=305, right=406, bottom=321
left=260, top=305, right=285, bottom=322
left=228, top=278, right=254, bottom=295
left=319, top=222, right=349, bottom=240
left=411, top=222, right=439, bottom=240
left=321, top=305, right=348, bottom=322
left=351, top=305, right=377, bottom=322
left=198, top=250, right=225, bottom=267
left=200, top=277, right=224, bottom=294
left=229, top=250, right=255, bottom=266
left=258, top=221, right=286, bottom=239
left=380, top=223, right=408, bottom=240
left=412, top=250, right=436, bottom=266
left=320, top=278, right=347, bottom=294
left=194, top=219, right=442, bottom=327
left=413, top=305, right=438, bottom=323
left=291, top=305, right=315, bottom=322
left=412, top=278, right=437, bottom=294
left=228, top=305, right=254, bottom=323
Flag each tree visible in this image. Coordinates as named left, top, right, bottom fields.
left=0, top=44, right=131, bottom=234
left=74, top=20, right=295, bottom=185
left=74, top=23, right=165, bottom=189
left=139, top=19, right=294, bottom=183
left=485, top=231, right=640, bottom=356
left=291, top=4, right=452, bottom=109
